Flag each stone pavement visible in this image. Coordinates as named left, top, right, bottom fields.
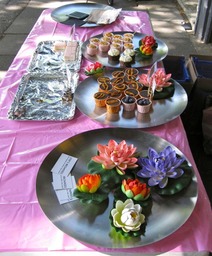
left=0, top=0, right=212, bottom=81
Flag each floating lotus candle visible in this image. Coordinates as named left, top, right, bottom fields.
left=141, top=35, right=158, bottom=49
left=137, top=146, right=185, bottom=188
left=91, top=139, right=138, bottom=175
left=111, top=199, right=145, bottom=233
left=84, top=61, right=104, bottom=78
left=76, top=173, right=101, bottom=193
left=139, top=68, right=172, bottom=92
left=121, top=178, right=150, bottom=201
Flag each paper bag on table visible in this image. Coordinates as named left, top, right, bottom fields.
left=86, top=8, right=122, bottom=25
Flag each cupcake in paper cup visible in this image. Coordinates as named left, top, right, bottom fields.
left=86, top=43, right=98, bottom=56
left=119, top=54, right=132, bottom=67
left=108, top=48, right=120, bottom=63
left=122, top=96, right=136, bottom=112
left=123, top=48, right=136, bottom=63
left=136, top=98, right=152, bottom=114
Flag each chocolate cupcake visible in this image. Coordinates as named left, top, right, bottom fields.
left=108, top=48, right=120, bottom=63
left=123, top=49, right=136, bottom=63
left=119, top=54, right=132, bottom=67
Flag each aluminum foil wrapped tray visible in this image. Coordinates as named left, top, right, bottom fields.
left=28, top=40, right=82, bottom=73
left=8, top=72, right=79, bottom=121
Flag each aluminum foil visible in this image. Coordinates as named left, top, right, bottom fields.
left=8, top=72, right=79, bottom=121
left=28, top=40, right=82, bottom=73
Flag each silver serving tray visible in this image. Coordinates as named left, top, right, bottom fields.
left=8, top=72, right=78, bottom=121
left=51, top=3, right=115, bottom=27
left=74, top=72, right=188, bottom=128
left=82, top=32, right=168, bottom=68
left=28, top=40, right=82, bottom=73
left=36, top=128, right=198, bottom=249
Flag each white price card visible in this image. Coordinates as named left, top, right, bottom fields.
left=51, top=153, right=78, bottom=176
left=52, top=174, right=76, bottom=190
left=54, top=188, right=78, bottom=205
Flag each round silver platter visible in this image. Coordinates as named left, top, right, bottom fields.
left=36, top=128, right=198, bottom=249
left=51, top=3, right=115, bottom=27
left=82, top=32, right=168, bottom=68
left=74, top=73, right=188, bottom=128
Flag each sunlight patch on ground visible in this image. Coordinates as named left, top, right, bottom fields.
left=5, top=5, right=23, bottom=11
left=28, top=1, right=75, bottom=9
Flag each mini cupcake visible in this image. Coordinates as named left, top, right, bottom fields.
left=97, top=76, right=110, bottom=85
left=113, top=34, right=123, bottom=41
left=123, top=37, right=133, bottom=44
left=86, top=43, right=98, bottom=56
left=124, top=74, right=137, bottom=84
left=108, top=89, right=122, bottom=99
left=93, top=92, right=108, bottom=107
left=108, top=48, right=120, bottom=63
left=125, top=68, right=139, bottom=77
left=98, top=40, right=110, bottom=53
left=136, top=98, right=152, bottom=113
left=106, top=97, right=121, bottom=114
left=119, top=54, right=132, bottom=67
left=89, top=37, right=100, bottom=46
left=140, top=89, right=152, bottom=99
left=112, top=38, right=122, bottom=45
left=124, top=88, right=139, bottom=99
left=128, top=81, right=143, bottom=92
left=113, top=83, right=127, bottom=97
left=123, top=75, right=133, bottom=85
left=123, top=43, right=134, bottom=50
left=110, top=42, right=122, bottom=52
left=123, top=32, right=134, bottom=39
left=103, top=32, right=114, bottom=42
left=99, top=82, right=112, bottom=93
left=103, top=32, right=114, bottom=38
left=110, top=77, right=124, bottom=87
left=122, top=96, right=136, bottom=112
left=123, top=48, right=136, bottom=63
left=112, top=70, right=125, bottom=78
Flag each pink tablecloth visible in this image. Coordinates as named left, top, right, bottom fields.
left=0, top=9, right=211, bottom=254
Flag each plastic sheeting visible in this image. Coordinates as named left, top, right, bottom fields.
left=0, top=9, right=211, bottom=254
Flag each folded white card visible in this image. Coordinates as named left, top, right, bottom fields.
left=51, top=153, right=78, bottom=204
left=51, top=153, right=78, bottom=176
left=52, top=174, right=76, bottom=190
left=54, top=188, right=77, bottom=205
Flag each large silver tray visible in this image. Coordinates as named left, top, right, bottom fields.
left=8, top=72, right=78, bottom=121
left=82, top=32, right=168, bottom=68
left=28, top=40, right=82, bottom=73
left=51, top=3, right=115, bottom=27
left=74, top=72, right=188, bottom=128
left=36, top=128, right=198, bottom=249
